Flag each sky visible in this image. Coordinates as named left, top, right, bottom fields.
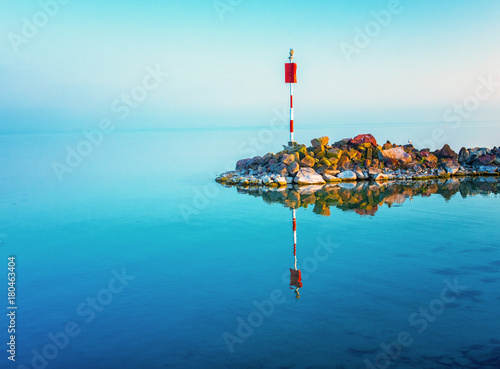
left=0, top=0, right=499, bottom=138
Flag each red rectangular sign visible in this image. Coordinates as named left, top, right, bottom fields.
left=285, top=63, right=297, bottom=83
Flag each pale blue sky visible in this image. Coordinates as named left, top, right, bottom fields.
left=1, top=0, right=499, bottom=136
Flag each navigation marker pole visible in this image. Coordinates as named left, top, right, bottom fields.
left=285, top=49, right=297, bottom=146
left=290, top=74, right=294, bottom=144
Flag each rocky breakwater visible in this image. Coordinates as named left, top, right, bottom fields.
left=216, top=134, right=500, bottom=186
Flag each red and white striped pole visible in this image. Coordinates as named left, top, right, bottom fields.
left=285, top=49, right=297, bottom=146
left=290, top=79, right=294, bottom=144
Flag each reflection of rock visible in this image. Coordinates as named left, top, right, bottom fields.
left=224, top=177, right=500, bottom=217
left=373, top=173, right=389, bottom=182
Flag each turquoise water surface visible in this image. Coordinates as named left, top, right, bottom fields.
left=1, top=129, right=499, bottom=369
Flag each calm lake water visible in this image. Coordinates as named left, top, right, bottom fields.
left=1, top=128, right=499, bottom=369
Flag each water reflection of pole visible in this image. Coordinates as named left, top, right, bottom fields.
left=292, top=209, right=297, bottom=270
left=293, top=208, right=297, bottom=270
left=290, top=208, right=302, bottom=299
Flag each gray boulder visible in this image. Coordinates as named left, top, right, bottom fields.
left=336, top=170, right=357, bottom=181
left=294, top=167, right=326, bottom=185
left=458, top=147, right=469, bottom=164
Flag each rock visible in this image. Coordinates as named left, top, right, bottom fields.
left=294, top=167, right=326, bottom=185
left=373, top=173, right=389, bottom=182
left=435, top=144, right=458, bottom=160
left=282, top=154, right=295, bottom=165
left=337, top=155, right=352, bottom=170
left=467, top=147, right=488, bottom=164
left=275, top=164, right=288, bottom=177
left=315, top=165, right=329, bottom=174
left=319, top=157, right=331, bottom=167
left=324, top=169, right=340, bottom=176
left=354, top=169, right=366, bottom=180
left=269, top=162, right=279, bottom=172
left=313, top=145, right=325, bottom=155
left=326, top=148, right=343, bottom=163
left=368, top=168, right=382, bottom=178
left=274, top=176, right=287, bottom=186
left=437, top=169, right=448, bottom=177
left=299, top=156, right=315, bottom=167
left=357, top=143, right=371, bottom=151
left=346, top=148, right=359, bottom=160
left=472, top=154, right=496, bottom=166
left=295, top=146, right=308, bottom=159
left=236, top=158, right=251, bottom=170
left=311, top=136, right=329, bottom=148
left=336, top=170, right=357, bottom=181
left=248, top=177, right=261, bottom=185
left=323, top=174, right=341, bottom=182
left=477, top=165, right=497, bottom=173
left=315, top=150, right=326, bottom=159
left=420, top=151, right=438, bottom=168
left=379, top=147, right=412, bottom=163
left=382, top=141, right=392, bottom=150
left=251, top=156, right=262, bottom=166
left=442, top=160, right=460, bottom=175
left=287, top=161, right=299, bottom=175
left=458, top=147, right=469, bottom=163
left=350, top=134, right=377, bottom=147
